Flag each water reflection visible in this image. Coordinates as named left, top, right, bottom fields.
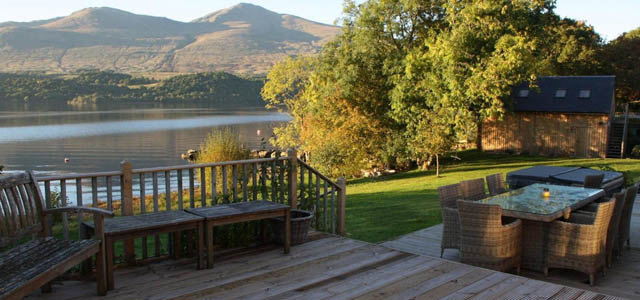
left=0, top=103, right=289, bottom=174
left=0, top=103, right=290, bottom=205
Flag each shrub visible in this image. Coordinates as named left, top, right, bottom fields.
left=631, top=145, right=640, bottom=158
left=197, top=128, right=251, bottom=163
left=195, top=128, right=251, bottom=203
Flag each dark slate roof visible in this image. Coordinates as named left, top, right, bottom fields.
left=510, top=76, right=615, bottom=114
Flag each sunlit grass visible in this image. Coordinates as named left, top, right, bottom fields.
left=345, top=150, right=640, bottom=243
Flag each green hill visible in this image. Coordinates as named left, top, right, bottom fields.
left=0, top=71, right=265, bottom=107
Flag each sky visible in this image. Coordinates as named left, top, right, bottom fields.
left=0, top=0, right=638, bottom=40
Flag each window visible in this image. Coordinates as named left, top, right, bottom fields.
left=518, top=89, right=529, bottom=98
left=579, top=89, right=591, bottom=98
left=555, top=89, right=567, bottom=98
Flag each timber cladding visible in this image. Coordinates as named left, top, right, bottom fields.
left=482, top=112, right=609, bottom=158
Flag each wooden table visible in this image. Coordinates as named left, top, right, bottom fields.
left=83, top=211, right=204, bottom=290
left=186, top=200, right=291, bottom=269
left=479, top=183, right=605, bottom=272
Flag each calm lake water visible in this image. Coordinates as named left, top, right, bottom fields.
left=0, top=102, right=290, bottom=204
left=0, top=102, right=289, bottom=175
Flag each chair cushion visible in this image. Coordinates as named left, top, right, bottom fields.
left=0, top=237, right=99, bottom=297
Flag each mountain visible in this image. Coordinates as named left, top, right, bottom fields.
left=0, top=4, right=340, bottom=74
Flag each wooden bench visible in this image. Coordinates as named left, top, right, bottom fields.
left=186, top=200, right=290, bottom=269
left=82, top=210, right=204, bottom=290
left=0, top=172, right=113, bottom=299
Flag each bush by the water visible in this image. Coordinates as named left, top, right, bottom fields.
left=195, top=128, right=252, bottom=203
left=197, top=128, right=252, bottom=164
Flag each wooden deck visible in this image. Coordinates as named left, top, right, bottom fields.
left=381, top=197, right=640, bottom=300
left=27, top=233, right=623, bottom=300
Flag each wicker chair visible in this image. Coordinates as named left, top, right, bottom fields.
left=617, top=184, right=638, bottom=253
left=545, top=198, right=615, bottom=286
left=577, top=191, right=625, bottom=267
left=460, top=178, right=487, bottom=201
left=584, top=174, right=605, bottom=189
left=437, top=183, right=462, bottom=257
left=486, top=173, right=508, bottom=196
left=457, top=200, right=522, bottom=273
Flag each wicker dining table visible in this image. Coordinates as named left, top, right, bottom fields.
left=478, top=183, right=605, bottom=272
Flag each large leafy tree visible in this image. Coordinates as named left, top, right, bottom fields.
left=263, top=0, right=608, bottom=177
left=263, top=0, right=446, bottom=176
left=538, top=18, right=603, bottom=76
left=395, top=0, right=556, bottom=151
left=261, top=56, right=317, bottom=150
left=601, top=27, right=640, bottom=106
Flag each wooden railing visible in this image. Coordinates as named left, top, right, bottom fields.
left=296, top=158, right=346, bottom=235
left=36, top=149, right=345, bottom=263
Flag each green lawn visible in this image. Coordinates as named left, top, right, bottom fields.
left=345, top=150, right=640, bottom=243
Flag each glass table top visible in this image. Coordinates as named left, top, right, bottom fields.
left=479, top=183, right=604, bottom=217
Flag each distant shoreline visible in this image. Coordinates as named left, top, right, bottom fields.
left=0, top=71, right=267, bottom=107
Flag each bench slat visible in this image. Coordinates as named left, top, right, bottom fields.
left=185, top=200, right=290, bottom=220
left=0, top=238, right=99, bottom=296
left=84, top=211, right=203, bottom=235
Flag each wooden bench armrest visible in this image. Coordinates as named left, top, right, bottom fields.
left=45, top=207, right=115, bottom=217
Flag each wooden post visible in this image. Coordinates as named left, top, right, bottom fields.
left=287, top=148, right=298, bottom=209
left=337, top=177, right=346, bottom=236
left=120, top=160, right=135, bottom=265
left=621, top=103, right=630, bottom=158
left=94, top=213, right=107, bottom=295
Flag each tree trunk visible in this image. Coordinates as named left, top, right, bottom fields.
left=435, top=154, right=440, bottom=177
left=476, top=120, right=483, bottom=151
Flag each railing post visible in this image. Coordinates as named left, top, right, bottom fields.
left=337, top=177, right=346, bottom=236
left=120, top=160, right=135, bottom=265
left=287, top=148, right=298, bottom=209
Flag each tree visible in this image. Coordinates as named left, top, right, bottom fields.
left=261, top=56, right=317, bottom=151
left=394, top=0, right=556, bottom=154
left=263, top=0, right=447, bottom=176
left=538, top=18, right=603, bottom=76
left=263, top=0, right=607, bottom=177
left=601, top=27, right=640, bottom=106
left=407, top=109, right=457, bottom=177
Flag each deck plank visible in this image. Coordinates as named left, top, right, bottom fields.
left=467, top=275, right=529, bottom=300
left=269, top=255, right=446, bottom=300
left=25, top=233, right=626, bottom=300
left=361, top=262, right=476, bottom=300
left=440, top=272, right=514, bottom=300
left=327, top=259, right=467, bottom=300
left=413, top=268, right=494, bottom=300
left=29, top=236, right=366, bottom=300
left=383, top=216, right=640, bottom=299
left=342, top=261, right=476, bottom=300
left=135, top=238, right=371, bottom=300
left=347, top=261, right=469, bottom=300
left=519, top=281, right=566, bottom=300
left=498, top=279, right=558, bottom=300
left=161, top=244, right=407, bottom=299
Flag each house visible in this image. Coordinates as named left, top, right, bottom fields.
left=480, top=76, right=616, bottom=158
